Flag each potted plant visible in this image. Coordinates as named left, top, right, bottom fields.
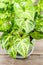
left=0, top=0, right=43, bottom=59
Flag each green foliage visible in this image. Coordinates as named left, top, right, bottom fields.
left=30, top=31, right=43, bottom=39
left=35, top=17, right=43, bottom=32
left=38, top=0, right=43, bottom=11
left=0, top=0, right=43, bottom=58
left=0, top=31, right=33, bottom=58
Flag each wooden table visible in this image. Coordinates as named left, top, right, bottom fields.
left=0, top=39, right=43, bottom=65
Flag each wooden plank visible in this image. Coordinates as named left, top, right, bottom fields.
left=0, top=54, right=43, bottom=65
left=33, top=39, right=43, bottom=54
left=0, top=39, right=43, bottom=54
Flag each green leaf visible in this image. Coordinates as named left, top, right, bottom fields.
left=30, top=31, right=43, bottom=39
left=38, top=0, right=43, bottom=11
left=0, top=33, right=17, bottom=58
left=0, top=20, right=12, bottom=32
left=35, top=18, right=43, bottom=32
left=13, top=0, right=35, bottom=21
left=8, top=46, right=17, bottom=59
left=13, top=2, right=23, bottom=17
left=34, top=5, right=41, bottom=14
left=0, top=0, right=12, bottom=3
left=0, top=13, right=11, bottom=19
left=0, top=33, right=12, bottom=48
left=17, top=36, right=30, bottom=57
left=14, top=17, right=35, bottom=33
left=0, top=3, right=6, bottom=8
left=0, top=3, right=13, bottom=19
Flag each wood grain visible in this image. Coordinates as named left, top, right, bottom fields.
left=0, top=54, right=43, bottom=65
left=33, top=39, right=43, bottom=54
